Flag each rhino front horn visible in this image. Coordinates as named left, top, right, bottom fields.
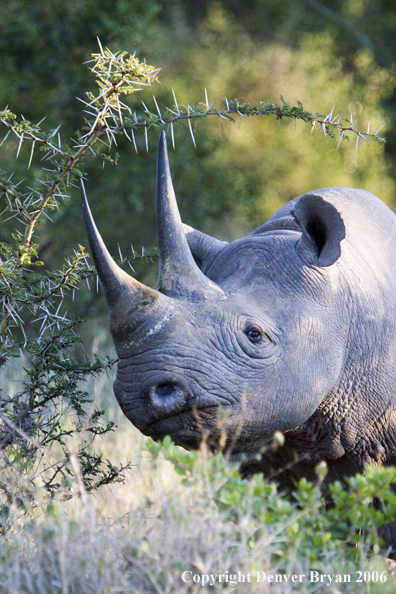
left=80, top=179, right=162, bottom=312
left=156, top=131, right=223, bottom=299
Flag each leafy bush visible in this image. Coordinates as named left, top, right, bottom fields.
left=148, top=436, right=396, bottom=567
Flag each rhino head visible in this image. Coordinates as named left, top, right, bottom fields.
left=81, top=131, right=349, bottom=455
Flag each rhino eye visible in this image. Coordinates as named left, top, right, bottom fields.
left=246, top=326, right=263, bottom=343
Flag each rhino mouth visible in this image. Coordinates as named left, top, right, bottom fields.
left=139, top=405, right=222, bottom=449
left=128, top=375, right=225, bottom=435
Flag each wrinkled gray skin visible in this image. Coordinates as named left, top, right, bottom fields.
left=81, top=131, right=396, bottom=545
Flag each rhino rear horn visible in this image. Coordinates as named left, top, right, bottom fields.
left=156, top=131, right=224, bottom=299
left=293, top=194, right=346, bottom=267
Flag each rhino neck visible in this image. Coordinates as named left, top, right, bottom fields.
left=240, top=372, right=396, bottom=494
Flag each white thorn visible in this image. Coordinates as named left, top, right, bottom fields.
left=16, top=134, right=24, bottom=158
left=123, top=127, right=131, bottom=142
left=28, top=140, right=35, bottom=170
left=0, top=131, right=10, bottom=147
left=375, top=123, right=385, bottom=135
left=172, top=89, right=180, bottom=115
left=188, top=117, right=196, bottom=147
left=153, top=96, right=163, bottom=122
left=118, top=243, right=124, bottom=263
left=171, top=121, right=175, bottom=149
left=131, top=129, right=138, bottom=153
left=97, top=37, right=105, bottom=56
left=205, top=88, right=210, bottom=111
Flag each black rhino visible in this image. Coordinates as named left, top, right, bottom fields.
left=81, top=131, right=396, bottom=506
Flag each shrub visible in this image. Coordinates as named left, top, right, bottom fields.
left=148, top=436, right=396, bottom=566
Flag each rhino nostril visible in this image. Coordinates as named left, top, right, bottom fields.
left=148, top=381, right=188, bottom=418
left=155, top=383, right=177, bottom=397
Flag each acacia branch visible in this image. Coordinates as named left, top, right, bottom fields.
left=23, top=128, right=103, bottom=251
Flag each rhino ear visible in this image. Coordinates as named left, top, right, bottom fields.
left=183, top=224, right=228, bottom=271
left=293, top=194, right=346, bottom=267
